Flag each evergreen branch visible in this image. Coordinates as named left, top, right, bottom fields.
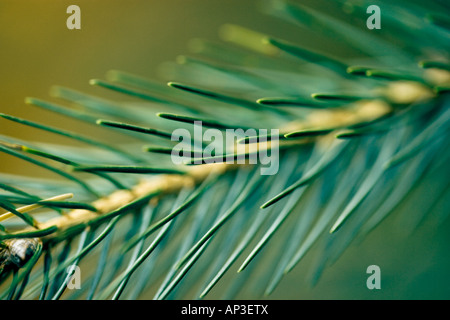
left=1, top=0, right=449, bottom=301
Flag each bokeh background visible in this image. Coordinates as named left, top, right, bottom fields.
left=0, top=0, right=449, bottom=299
left=0, top=0, right=285, bottom=176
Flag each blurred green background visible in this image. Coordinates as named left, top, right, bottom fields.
left=0, top=0, right=449, bottom=299
left=0, top=0, right=281, bottom=177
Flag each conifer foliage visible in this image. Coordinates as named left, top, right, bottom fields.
left=0, top=0, right=449, bottom=299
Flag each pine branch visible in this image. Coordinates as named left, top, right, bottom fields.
left=1, top=0, right=449, bottom=300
